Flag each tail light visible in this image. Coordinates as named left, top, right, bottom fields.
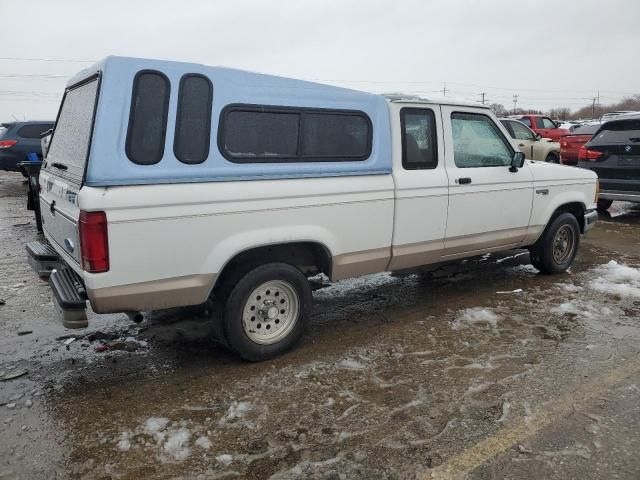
left=0, top=140, right=17, bottom=149
left=578, top=145, right=603, bottom=161
left=78, top=211, right=109, bottom=273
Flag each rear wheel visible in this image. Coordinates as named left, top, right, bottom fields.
left=596, top=199, right=613, bottom=212
left=221, top=262, right=311, bottom=361
left=545, top=152, right=560, bottom=163
left=529, top=212, right=580, bottom=274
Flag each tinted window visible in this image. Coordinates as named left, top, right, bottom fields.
left=593, top=119, right=640, bottom=144
left=401, top=108, right=437, bottom=169
left=301, top=113, right=369, bottom=158
left=18, top=123, right=53, bottom=139
left=219, top=105, right=372, bottom=162
left=519, top=117, right=532, bottom=128
left=451, top=112, right=513, bottom=168
left=509, top=120, right=535, bottom=141
left=45, top=76, right=100, bottom=183
left=174, top=74, right=213, bottom=164
left=572, top=124, right=599, bottom=135
left=223, top=110, right=299, bottom=159
left=126, top=71, right=170, bottom=165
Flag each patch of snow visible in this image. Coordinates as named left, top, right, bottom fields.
left=195, top=436, right=211, bottom=450
left=216, top=453, right=233, bottom=466
left=219, top=401, right=252, bottom=424
left=451, top=308, right=500, bottom=330
left=163, top=428, right=191, bottom=461
left=144, top=417, right=170, bottom=435
left=117, top=432, right=131, bottom=451
left=512, top=264, right=539, bottom=274
left=497, top=400, right=511, bottom=423
left=589, top=260, right=640, bottom=298
left=337, top=359, right=366, bottom=370
left=496, top=288, right=523, bottom=294
left=556, top=282, right=583, bottom=293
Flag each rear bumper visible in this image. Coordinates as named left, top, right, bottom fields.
left=583, top=209, right=598, bottom=233
left=26, top=241, right=88, bottom=328
left=599, top=190, right=640, bottom=203
left=0, top=152, right=22, bottom=172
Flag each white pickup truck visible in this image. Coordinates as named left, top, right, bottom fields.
left=27, top=56, right=598, bottom=360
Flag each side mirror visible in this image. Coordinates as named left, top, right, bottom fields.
left=510, top=151, right=526, bottom=172
left=534, top=133, right=542, bottom=141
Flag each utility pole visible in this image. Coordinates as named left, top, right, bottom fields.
left=441, top=83, right=447, bottom=97
left=592, top=97, right=596, bottom=119
left=512, top=94, right=519, bottom=114
left=480, top=92, right=487, bottom=105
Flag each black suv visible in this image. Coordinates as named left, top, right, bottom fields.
left=578, top=114, right=640, bottom=211
left=0, top=121, right=54, bottom=173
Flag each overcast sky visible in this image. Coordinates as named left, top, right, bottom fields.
left=1, top=0, right=639, bottom=120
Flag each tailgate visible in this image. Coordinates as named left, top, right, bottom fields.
left=39, top=74, right=100, bottom=267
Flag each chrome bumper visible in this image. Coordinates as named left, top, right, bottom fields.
left=584, top=209, right=598, bottom=233
left=598, top=191, right=640, bottom=203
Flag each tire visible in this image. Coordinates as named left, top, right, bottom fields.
left=529, top=212, right=580, bottom=274
left=222, top=262, right=311, bottom=361
left=596, top=199, right=613, bottom=212
left=545, top=153, right=560, bottom=163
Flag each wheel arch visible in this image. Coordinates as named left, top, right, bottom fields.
left=209, top=240, right=333, bottom=299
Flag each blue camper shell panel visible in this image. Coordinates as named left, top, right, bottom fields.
left=68, top=57, right=392, bottom=187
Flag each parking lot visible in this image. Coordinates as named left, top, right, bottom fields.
left=0, top=170, right=639, bottom=479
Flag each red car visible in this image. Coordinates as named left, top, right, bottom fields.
left=509, top=114, right=570, bottom=142
left=559, top=124, right=600, bottom=165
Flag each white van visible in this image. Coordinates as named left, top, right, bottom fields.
left=28, top=56, right=598, bottom=360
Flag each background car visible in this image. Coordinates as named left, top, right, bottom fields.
left=508, top=114, right=570, bottom=141
left=577, top=114, right=640, bottom=211
left=500, top=118, right=560, bottom=162
left=559, top=124, right=600, bottom=166
left=0, top=121, right=54, bottom=174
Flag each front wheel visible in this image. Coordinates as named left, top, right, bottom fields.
left=529, top=212, right=580, bottom=274
left=222, top=262, right=311, bottom=361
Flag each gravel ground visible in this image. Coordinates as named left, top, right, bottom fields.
left=0, top=171, right=639, bottom=479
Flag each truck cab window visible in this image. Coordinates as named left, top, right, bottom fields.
left=401, top=108, right=438, bottom=170
left=451, top=112, right=513, bottom=168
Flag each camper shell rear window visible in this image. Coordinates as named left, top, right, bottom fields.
left=218, top=104, right=372, bottom=163
left=44, top=74, right=101, bottom=184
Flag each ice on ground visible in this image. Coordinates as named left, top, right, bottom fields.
left=556, top=282, right=583, bottom=293
left=117, top=432, right=131, bottom=451
left=451, top=308, right=500, bottom=330
left=163, top=427, right=191, bottom=461
left=512, top=264, right=539, bottom=274
left=589, top=260, right=640, bottom=299
left=338, top=359, right=366, bottom=370
left=143, top=417, right=170, bottom=435
left=195, top=436, right=212, bottom=449
left=216, top=454, right=233, bottom=466
left=551, top=301, right=613, bottom=318
left=219, top=401, right=252, bottom=424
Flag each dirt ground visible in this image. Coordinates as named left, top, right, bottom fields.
left=1, top=171, right=639, bottom=480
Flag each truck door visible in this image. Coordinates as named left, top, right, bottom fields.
left=441, top=107, right=533, bottom=255
left=388, top=105, right=449, bottom=270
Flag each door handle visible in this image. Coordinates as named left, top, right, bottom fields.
left=457, top=177, right=472, bottom=185
left=518, top=143, right=526, bottom=147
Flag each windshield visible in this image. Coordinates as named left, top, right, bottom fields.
left=45, top=76, right=100, bottom=184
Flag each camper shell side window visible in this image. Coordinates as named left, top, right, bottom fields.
left=174, top=74, right=213, bottom=164
left=125, top=70, right=171, bottom=165
left=218, top=104, right=372, bottom=163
